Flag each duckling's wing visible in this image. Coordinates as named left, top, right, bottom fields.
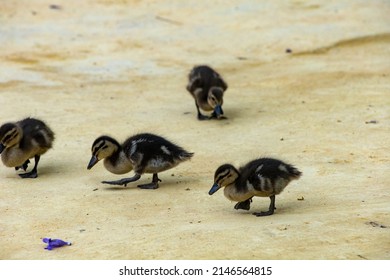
left=32, top=130, right=54, bottom=149
left=209, top=69, right=227, bottom=91
left=125, top=133, right=192, bottom=173
left=19, top=118, right=54, bottom=150
left=198, top=66, right=227, bottom=92
left=217, top=76, right=228, bottom=91
left=247, top=158, right=301, bottom=183
left=187, top=74, right=203, bottom=93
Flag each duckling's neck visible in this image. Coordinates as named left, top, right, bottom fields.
left=103, top=149, right=133, bottom=175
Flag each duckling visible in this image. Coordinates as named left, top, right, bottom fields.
left=87, top=133, right=194, bottom=189
left=209, top=158, right=302, bottom=216
left=186, top=65, right=228, bottom=120
left=0, top=117, right=54, bottom=178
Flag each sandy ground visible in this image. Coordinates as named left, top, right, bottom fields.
left=0, top=0, right=389, bottom=260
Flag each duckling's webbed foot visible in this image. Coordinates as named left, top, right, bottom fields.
left=210, top=111, right=227, bottom=120
left=253, top=195, right=276, bottom=217
left=137, top=173, right=160, bottom=190
left=137, top=182, right=159, bottom=189
left=19, top=156, right=39, bottom=179
left=253, top=210, right=274, bottom=217
left=102, top=174, right=141, bottom=187
left=234, top=198, right=253, bottom=211
left=195, top=103, right=210, bottom=121
left=19, top=170, right=38, bottom=179
left=197, top=112, right=210, bottom=121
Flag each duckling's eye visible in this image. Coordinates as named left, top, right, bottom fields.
left=102, top=145, right=108, bottom=150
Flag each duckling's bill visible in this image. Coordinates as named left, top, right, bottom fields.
left=213, top=105, right=224, bottom=118
left=87, top=155, right=99, bottom=170
left=208, top=183, right=221, bottom=195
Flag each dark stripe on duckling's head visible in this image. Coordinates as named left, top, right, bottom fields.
left=210, top=87, right=224, bottom=99
left=214, top=164, right=235, bottom=181
left=0, top=123, right=16, bottom=136
left=2, top=129, right=17, bottom=143
left=91, top=136, right=120, bottom=153
left=215, top=168, right=230, bottom=184
left=208, top=87, right=224, bottom=117
left=0, top=123, right=18, bottom=144
left=208, top=87, right=223, bottom=105
left=209, top=164, right=239, bottom=194
left=92, top=140, right=109, bottom=156
left=88, top=136, right=121, bottom=170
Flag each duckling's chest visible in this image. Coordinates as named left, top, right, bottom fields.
left=103, top=153, right=133, bottom=174
left=198, top=102, right=213, bottom=112
left=223, top=185, right=253, bottom=202
left=1, top=147, right=34, bottom=167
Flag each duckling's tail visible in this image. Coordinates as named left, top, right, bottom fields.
left=287, top=165, right=302, bottom=179
left=179, top=152, right=194, bottom=161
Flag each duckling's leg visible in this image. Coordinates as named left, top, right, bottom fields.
left=234, top=197, right=253, bottom=211
left=15, top=159, right=30, bottom=171
left=102, top=173, right=141, bottom=187
left=137, top=173, right=161, bottom=189
left=19, top=156, right=39, bottom=178
left=253, top=195, right=276, bottom=217
left=196, top=102, right=209, bottom=120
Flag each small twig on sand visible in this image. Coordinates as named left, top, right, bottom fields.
left=155, top=16, right=182, bottom=25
